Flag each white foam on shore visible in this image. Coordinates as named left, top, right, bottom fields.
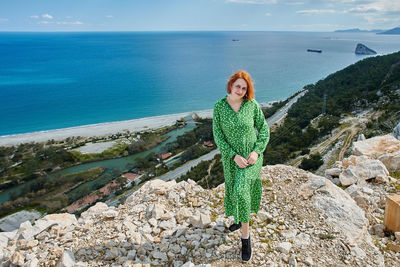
left=0, top=101, right=275, bottom=147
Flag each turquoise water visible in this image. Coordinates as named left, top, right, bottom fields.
left=1, top=31, right=400, bottom=136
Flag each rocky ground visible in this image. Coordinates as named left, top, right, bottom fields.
left=1, top=163, right=399, bottom=266
left=1, top=133, right=400, bottom=267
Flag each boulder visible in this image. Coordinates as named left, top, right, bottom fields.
left=41, top=213, right=77, bottom=227
left=353, top=135, right=400, bottom=172
left=378, top=151, right=400, bottom=172
left=353, top=135, right=400, bottom=158
left=299, top=174, right=369, bottom=247
left=394, top=122, right=400, bottom=140
left=339, top=156, right=389, bottom=186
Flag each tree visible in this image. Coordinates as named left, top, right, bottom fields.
left=300, top=153, right=323, bottom=172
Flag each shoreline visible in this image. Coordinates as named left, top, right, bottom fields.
left=0, top=101, right=275, bottom=147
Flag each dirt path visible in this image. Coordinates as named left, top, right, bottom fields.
left=199, top=159, right=216, bottom=189
left=291, top=124, right=359, bottom=167
left=338, top=126, right=359, bottom=161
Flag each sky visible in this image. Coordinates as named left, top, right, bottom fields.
left=0, top=0, right=399, bottom=32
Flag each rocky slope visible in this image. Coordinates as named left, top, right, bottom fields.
left=1, top=136, right=400, bottom=266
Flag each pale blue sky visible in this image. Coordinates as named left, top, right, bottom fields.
left=0, top=0, right=399, bottom=32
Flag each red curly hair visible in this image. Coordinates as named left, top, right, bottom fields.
left=226, top=70, right=255, bottom=101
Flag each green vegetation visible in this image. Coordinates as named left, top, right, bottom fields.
left=299, top=153, right=324, bottom=172
left=263, top=51, right=400, bottom=165
left=0, top=167, right=105, bottom=218
left=177, top=153, right=224, bottom=189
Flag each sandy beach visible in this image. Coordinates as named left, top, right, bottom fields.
left=0, top=101, right=275, bottom=147
left=0, top=109, right=214, bottom=147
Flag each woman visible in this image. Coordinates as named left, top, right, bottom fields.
left=212, top=70, right=269, bottom=262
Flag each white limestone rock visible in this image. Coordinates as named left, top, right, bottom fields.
left=276, top=242, right=292, bottom=254
left=55, top=250, right=75, bottom=267
left=353, top=134, right=400, bottom=172
left=11, top=251, right=25, bottom=266
left=299, top=173, right=369, bottom=247
left=40, top=213, right=77, bottom=228
left=339, top=156, right=389, bottom=186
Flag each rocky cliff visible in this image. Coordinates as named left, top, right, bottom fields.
left=355, top=43, right=377, bottom=55
left=1, top=135, right=400, bottom=267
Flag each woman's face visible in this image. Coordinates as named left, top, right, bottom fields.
left=230, top=78, right=247, bottom=100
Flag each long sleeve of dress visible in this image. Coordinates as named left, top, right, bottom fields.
left=252, top=102, right=270, bottom=156
left=213, top=105, right=238, bottom=159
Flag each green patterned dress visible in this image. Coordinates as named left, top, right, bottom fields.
left=212, top=95, right=270, bottom=224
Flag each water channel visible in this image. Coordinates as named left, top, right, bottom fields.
left=0, top=115, right=197, bottom=204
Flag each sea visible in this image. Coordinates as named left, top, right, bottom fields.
left=1, top=31, right=400, bottom=136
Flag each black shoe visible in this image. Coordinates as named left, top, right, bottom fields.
left=228, top=222, right=241, bottom=232
left=241, top=235, right=252, bottom=262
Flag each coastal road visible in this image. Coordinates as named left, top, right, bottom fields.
left=266, top=90, right=307, bottom=125
left=159, top=149, right=220, bottom=181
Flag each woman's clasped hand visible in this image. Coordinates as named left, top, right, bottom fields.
left=233, top=151, right=258, bottom=168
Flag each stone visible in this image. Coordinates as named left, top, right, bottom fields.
left=10, top=251, right=25, bottom=266
left=387, top=242, right=400, bottom=252
left=159, top=219, right=176, bottom=230
left=129, top=232, right=142, bottom=245
left=147, top=204, right=165, bottom=220
left=289, top=255, right=297, bottom=266
left=18, top=219, right=57, bottom=240
left=339, top=156, right=389, bottom=186
left=394, top=122, right=400, bottom=140
left=325, top=168, right=341, bottom=177
left=127, top=250, right=136, bottom=260
left=24, top=258, right=39, bottom=267
left=151, top=251, right=168, bottom=261
left=199, top=213, right=211, bottom=228
left=353, top=134, right=400, bottom=172
left=293, top=233, right=310, bottom=246
left=181, top=261, right=195, bottom=267
left=258, top=210, right=273, bottom=221
left=354, top=134, right=400, bottom=158
left=304, top=256, right=314, bottom=266
left=276, top=242, right=292, bottom=254
left=370, top=224, right=386, bottom=238
left=357, top=134, right=366, bottom=141
left=281, top=229, right=297, bottom=239
left=378, top=151, right=400, bottom=173
left=80, top=202, right=108, bottom=219
left=41, top=213, right=77, bottom=227
left=148, top=218, right=157, bottom=227
left=103, top=209, right=118, bottom=219
left=351, top=246, right=366, bottom=259
left=176, top=208, right=191, bottom=223
left=56, top=250, right=75, bottom=267
left=299, top=173, right=369, bottom=247
left=395, top=232, right=400, bottom=242
left=104, top=248, right=121, bottom=260
left=17, top=239, right=38, bottom=250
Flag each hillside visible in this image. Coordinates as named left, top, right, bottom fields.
left=378, top=27, right=400, bottom=35
left=1, top=133, right=400, bottom=266
left=262, top=50, right=400, bottom=170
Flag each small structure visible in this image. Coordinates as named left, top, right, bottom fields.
left=203, top=141, right=214, bottom=147
left=159, top=152, right=172, bottom=160
left=384, top=195, right=400, bottom=232
left=122, top=172, right=140, bottom=187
